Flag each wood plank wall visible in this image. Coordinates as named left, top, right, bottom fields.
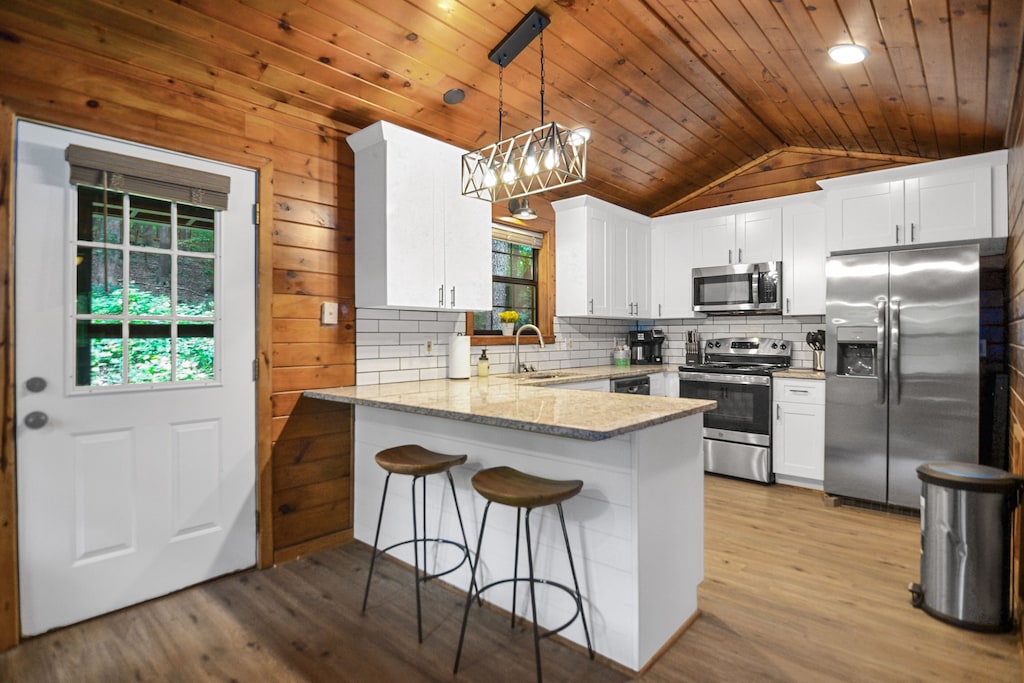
left=0, top=20, right=356, bottom=649
left=1005, top=58, right=1024, bottom=646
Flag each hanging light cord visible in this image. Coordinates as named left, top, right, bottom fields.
left=539, top=30, right=546, bottom=127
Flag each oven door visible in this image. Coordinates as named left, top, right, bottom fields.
left=678, top=372, right=772, bottom=440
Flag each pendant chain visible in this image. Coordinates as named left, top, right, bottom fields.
left=498, top=66, right=504, bottom=141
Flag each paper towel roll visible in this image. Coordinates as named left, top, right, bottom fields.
left=448, top=333, right=471, bottom=379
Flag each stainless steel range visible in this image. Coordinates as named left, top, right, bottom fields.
left=678, top=337, right=792, bottom=484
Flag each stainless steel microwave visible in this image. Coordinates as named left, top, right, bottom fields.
left=692, top=261, right=782, bottom=314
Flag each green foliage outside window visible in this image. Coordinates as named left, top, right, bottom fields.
left=474, top=238, right=538, bottom=333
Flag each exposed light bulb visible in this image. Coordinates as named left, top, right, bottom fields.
left=501, top=163, right=516, bottom=184
left=543, top=148, right=557, bottom=170
left=523, top=153, right=539, bottom=176
left=483, top=167, right=497, bottom=188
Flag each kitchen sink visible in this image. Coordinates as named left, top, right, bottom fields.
left=519, top=372, right=571, bottom=380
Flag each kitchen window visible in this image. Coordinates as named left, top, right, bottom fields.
left=468, top=223, right=552, bottom=342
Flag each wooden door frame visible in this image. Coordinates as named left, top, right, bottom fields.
left=0, top=107, right=276, bottom=650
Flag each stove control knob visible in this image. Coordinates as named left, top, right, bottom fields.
left=771, top=342, right=778, bottom=349
left=780, top=343, right=787, bottom=350
left=714, top=342, right=721, bottom=348
left=706, top=341, right=713, bottom=348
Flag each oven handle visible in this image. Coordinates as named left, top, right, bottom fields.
left=678, top=372, right=771, bottom=386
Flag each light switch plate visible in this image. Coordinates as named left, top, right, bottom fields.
left=321, top=301, right=339, bottom=325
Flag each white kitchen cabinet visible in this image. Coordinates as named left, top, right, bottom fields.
left=648, top=371, right=678, bottom=398
left=551, top=378, right=610, bottom=392
left=821, top=151, right=1006, bottom=253
left=781, top=199, right=826, bottom=316
left=651, top=215, right=697, bottom=319
left=693, top=207, right=782, bottom=267
left=554, top=195, right=651, bottom=318
left=347, top=121, right=491, bottom=311
left=773, top=378, right=825, bottom=488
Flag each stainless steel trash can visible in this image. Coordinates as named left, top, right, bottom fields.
left=909, top=462, right=1023, bottom=632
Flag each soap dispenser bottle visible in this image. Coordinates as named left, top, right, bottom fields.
left=477, top=349, right=490, bottom=377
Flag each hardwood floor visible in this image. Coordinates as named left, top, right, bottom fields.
left=1, top=475, right=1020, bottom=682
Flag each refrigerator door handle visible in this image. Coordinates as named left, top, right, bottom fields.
left=876, top=299, right=888, bottom=405
left=891, top=298, right=901, bottom=404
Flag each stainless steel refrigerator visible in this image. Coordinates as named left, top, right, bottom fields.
left=824, top=244, right=982, bottom=509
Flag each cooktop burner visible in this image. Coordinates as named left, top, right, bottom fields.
left=678, top=336, right=792, bottom=375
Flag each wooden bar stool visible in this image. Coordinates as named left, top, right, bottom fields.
left=454, top=466, right=594, bottom=683
left=362, top=444, right=476, bottom=643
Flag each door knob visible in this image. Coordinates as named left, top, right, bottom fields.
left=24, top=411, right=48, bottom=430
left=26, top=377, right=47, bottom=393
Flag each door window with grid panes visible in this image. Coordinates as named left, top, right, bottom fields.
left=74, top=187, right=218, bottom=388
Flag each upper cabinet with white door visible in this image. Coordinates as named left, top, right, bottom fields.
left=820, top=150, right=1007, bottom=253
left=347, top=121, right=491, bottom=311
left=781, top=196, right=827, bottom=316
left=554, top=195, right=651, bottom=318
left=692, top=205, right=782, bottom=268
left=650, top=213, right=697, bottom=319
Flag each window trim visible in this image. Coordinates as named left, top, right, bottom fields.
left=467, top=217, right=554, bottom=346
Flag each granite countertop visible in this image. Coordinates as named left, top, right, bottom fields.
left=305, top=369, right=715, bottom=441
left=772, top=368, right=826, bottom=380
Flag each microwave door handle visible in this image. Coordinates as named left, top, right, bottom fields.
left=876, top=299, right=887, bottom=405
left=751, top=266, right=759, bottom=305
left=890, top=298, right=901, bottom=404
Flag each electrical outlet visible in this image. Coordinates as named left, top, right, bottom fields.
left=426, top=340, right=433, bottom=353
left=320, top=302, right=339, bottom=325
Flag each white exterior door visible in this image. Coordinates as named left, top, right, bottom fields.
left=15, top=121, right=257, bottom=636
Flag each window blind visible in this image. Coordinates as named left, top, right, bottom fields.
left=491, top=223, right=544, bottom=249
left=66, top=145, right=231, bottom=210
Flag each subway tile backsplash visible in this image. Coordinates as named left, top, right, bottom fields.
left=356, top=308, right=826, bottom=385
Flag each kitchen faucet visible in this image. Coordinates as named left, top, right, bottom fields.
left=514, top=324, right=544, bottom=374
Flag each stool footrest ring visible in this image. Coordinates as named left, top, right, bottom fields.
left=467, top=577, right=585, bottom=641
left=372, top=537, right=473, bottom=584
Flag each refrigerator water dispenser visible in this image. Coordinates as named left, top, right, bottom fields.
left=835, top=327, right=877, bottom=377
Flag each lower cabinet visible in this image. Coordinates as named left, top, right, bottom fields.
left=772, top=378, right=825, bottom=488
left=552, top=378, right=610, bottom=392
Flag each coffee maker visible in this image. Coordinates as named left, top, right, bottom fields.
left=628, top=329, right=664, bottom=365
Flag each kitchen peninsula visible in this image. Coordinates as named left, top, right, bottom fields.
left=306, top=374, right=715, bottom=671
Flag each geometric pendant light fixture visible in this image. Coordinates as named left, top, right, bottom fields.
left=462, top=8, right=590, bottom=203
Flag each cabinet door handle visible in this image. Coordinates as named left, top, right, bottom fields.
left=588, top=298, right=594, bottom=314
left=658, top=303, right=662, bottom=317
left=776, top=404, right=780, bottom=420
left=738, top=247, right=743, bottom=263
left=451, top=286, right=456, bottom=308
left=895, top=224, right=900, bottom=243
left=439, top=285, right=445, bottom=307
left=789, top=389, right=809, bottom=394
left=728, top=248, right=733, bottom=265
left=786, top=297, right=790, bottom=314
left=910, top=222, right=916, bottom=242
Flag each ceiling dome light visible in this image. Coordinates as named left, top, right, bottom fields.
left=828, top=43, right=869, bottom=65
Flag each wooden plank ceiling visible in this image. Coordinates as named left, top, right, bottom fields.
left=2, top=0, right=1022, bottom=215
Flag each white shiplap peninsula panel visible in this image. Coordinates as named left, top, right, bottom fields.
left=350, top=405, right=703, bottom=671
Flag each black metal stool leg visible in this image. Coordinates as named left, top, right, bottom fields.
left=447, top=471, right=481, bottom=605
left=454, top=501, right=491, bottom=674
left=411, top=475, right=424, bottom=643
left=362, top=472, right=392, bottom=614
left=511, top=507, right=522, bottom=628
left=557, top=503, right=593, bottom=658
left=524, top=508, right=543, bottom=683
